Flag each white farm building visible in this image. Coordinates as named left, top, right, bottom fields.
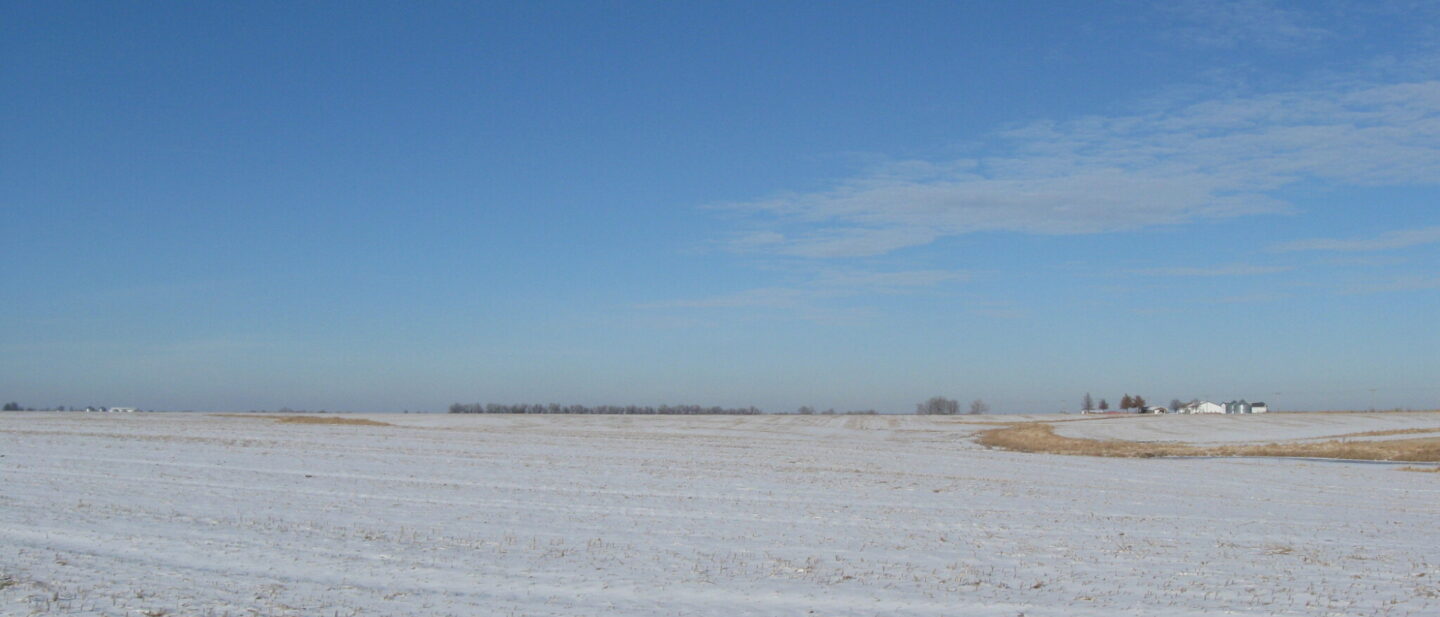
left=1180, top=400, right=1268, bottom=414
left=1182, top=401, right=1226, bottom=414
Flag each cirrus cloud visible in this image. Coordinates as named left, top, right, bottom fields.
left=719, top=79, right=1440, bottom=258
left=1270, top=226, right=1440, bottom=252
left=1129, top=264, right=1294, bottom=277
left=639, top=268, right=969, bottom=316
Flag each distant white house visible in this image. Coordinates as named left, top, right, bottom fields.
left=1180, top=400, right=1268, bottom=414
left=1144, top=406, right=1168, bottom=414
left=1182, top=401, right=1226, bottom=414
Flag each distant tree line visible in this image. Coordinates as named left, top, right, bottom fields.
left=797, top=406, right=879, bottom=415
left=448, top=403, right=762, bottom=415
left=915, top=396, right=988, bottom=415
left=1, top=402, right=63, bottom=411
left=1082, top=392, right=1161, bottom=412
left=2, top=403, right=144, bottom=412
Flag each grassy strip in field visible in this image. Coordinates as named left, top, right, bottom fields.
left=272, top=416, right=393, bottom=426
left=977, top=422, right=1440, bottom=462
left=214, top=413, right=394, bottom=427
left=1321, top=427, right=1440, bottom=439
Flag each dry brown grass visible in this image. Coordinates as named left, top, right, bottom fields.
left=214, top=413, right=395, bottom=427
left=1400, top=465, right=1440, bottom=473
left=977, top=422, right=1440, bottom=462
left=1323, top=427, right=1440, bottom=439
left=270, top=415, right=394, bottom=427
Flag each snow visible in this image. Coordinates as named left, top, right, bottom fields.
left=1052, top=410, right=1440, bottom=444
left=2, top=412, right=1438, bottom=616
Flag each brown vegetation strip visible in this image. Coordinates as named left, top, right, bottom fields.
left=1320, top=427, right=1440, bottom=439
left=977, top=422, right=1440, bottom=462
left=214, top=413, right=394, bottom=426
left=271, top=415, right=393, bottom=426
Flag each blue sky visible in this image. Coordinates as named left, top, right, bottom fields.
left=3, top=1, right=1438, bottom=412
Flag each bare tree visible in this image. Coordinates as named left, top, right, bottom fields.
left=449, top=402, right=763, bottom=415
left=1082, top=392, right=1094, bottom=411
left=1133, top=395, right=1147, bottom=410
left=797, top=405, right=815, bottom=415
left=1098, top=398, right=1109, bottom=410
left=968, top=399, right=989, bottom=415
left=1169, top=398, right=1183, bottom=412
left=916, top=396, right=960, bottom=415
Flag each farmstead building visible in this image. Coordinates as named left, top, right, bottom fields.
left=1183, top=401, right=1226, bottom=414
left=1181, top=400, right=1269, bottom=414
left=1224, top=400, right=1268, bottom=414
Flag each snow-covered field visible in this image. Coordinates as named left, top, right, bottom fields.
left=2, top=412, right=1437, bottom=616
left=1052, top=411, right=1440, bottom=444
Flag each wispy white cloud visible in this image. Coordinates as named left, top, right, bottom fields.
left=1217, top=292, right=1289, bottom=304
left=1161, top=0, right=1331, bottom=50
left=1344, top=274, right=1440, bottom=294
left=645, top=286, right=813, bottom=310
left=1316, top=255, right=1411, bottom=267
left=809, top=268, right=968, bottom=290
left=640, top=268, right=968, bottom=313
left=970, top=307, right=1027, bottom=319
left=1129, top=264, right=1294, bottom=277
left=1271, top=226, right=1440, bottom=252
left=719, top=79, right=1440, bottom=258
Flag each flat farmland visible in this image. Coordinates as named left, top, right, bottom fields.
left=2, top=412, right=1438, bottom=616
